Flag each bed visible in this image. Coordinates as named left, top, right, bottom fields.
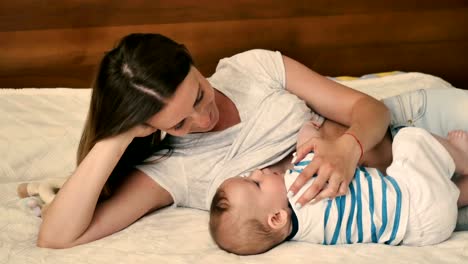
left=1, top=1, right=468, bottom=263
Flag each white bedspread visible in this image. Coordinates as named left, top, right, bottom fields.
left=1, top=72, right=467, bottom=264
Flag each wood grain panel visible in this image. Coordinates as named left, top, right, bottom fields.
left=0, top=9, right=468, bottom=87
left=1, top=2, right=467, bottom=88
left=0, top=0, right=467, bottom=31
left=303, top=41, right=468, bottom=89
left=2, top=41, right=466, bottom=89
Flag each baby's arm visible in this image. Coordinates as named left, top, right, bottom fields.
left=297, top=119, right=323, bottom=147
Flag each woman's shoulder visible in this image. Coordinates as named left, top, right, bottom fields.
left=210, top=49, right=286, bottom=90
left=227, top=48, right=279, bottom=59
left=217, top=49, right=282, bottom=69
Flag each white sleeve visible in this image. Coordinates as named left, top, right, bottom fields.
left=216, top=49, right=286, bottom=89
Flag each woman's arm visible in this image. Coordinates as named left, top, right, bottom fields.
left=282, top=55, right=390, bottom=205
left=37, top=126, right=173, bottom=248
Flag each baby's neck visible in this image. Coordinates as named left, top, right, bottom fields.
left=283, top=205, right=296, bottom=241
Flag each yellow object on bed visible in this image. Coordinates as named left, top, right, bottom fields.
left=332, top=71, right=404, bottom=81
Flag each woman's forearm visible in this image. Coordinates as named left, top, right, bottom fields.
left=38, top=134, right=133, bottom=245
left=344, top=96, right=391, bottom=154
left=282, top=54, right=390, bottom=157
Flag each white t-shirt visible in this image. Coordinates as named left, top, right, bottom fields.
left=137, top=49, right=313, bottom=210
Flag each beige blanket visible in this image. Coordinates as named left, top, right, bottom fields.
left=1, top=72, right=467, bottom=264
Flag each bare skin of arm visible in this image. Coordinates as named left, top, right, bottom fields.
left=297, top=119, right=393, bottom=173
left=296, top=120, right=323, bottom=147
left=37, top=126, right=173, bottom=248
left=282, top=55, right=391, bottom=205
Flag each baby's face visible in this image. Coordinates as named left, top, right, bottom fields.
left=221, top=168, right=289, bottom=217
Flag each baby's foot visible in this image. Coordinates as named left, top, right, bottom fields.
left=448, top=130, right=468, bottom=176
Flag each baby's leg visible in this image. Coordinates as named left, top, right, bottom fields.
left=434, top=131, right=468, bottom=177
left=448, top=131, right=468, bottom=207
left=433, top=130, right=468, bottom=207
left=447, top=131, right=468, bottom=176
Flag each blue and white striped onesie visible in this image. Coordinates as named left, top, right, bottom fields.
left=284, top=127, right=459, bottom=246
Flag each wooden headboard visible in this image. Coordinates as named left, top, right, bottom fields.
left=1, top=0, right=467, bottom=88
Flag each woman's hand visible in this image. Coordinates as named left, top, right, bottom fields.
left=288, top=134, right=361, bottom=207
left=112, top=124, right=159, bottom=143
left=129, top=124, right=159, bottom=138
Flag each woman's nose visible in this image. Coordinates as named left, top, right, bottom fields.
left=192, top=110, right=210, bottom=128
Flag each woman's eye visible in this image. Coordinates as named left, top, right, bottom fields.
left=195, top=90, right=204, bottom=105
left=253, top=181, right=260, bottom=188
left=174, top=120, right=185, bottom=130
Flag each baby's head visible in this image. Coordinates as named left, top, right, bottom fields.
left=209, top=168, right=292, bottom=255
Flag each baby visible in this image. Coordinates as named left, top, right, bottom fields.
left=209, top=122, right=468, bottom=255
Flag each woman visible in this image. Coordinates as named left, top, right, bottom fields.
left=37, top=33, right=468, bottom=248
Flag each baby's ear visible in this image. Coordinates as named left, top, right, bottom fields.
left=267, top=209, right=289, bottom=230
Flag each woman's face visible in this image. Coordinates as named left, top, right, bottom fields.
left=146, top=66, right=220, bottom=136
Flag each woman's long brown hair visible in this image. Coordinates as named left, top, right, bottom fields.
left=77, top=33, right=193, bottom=199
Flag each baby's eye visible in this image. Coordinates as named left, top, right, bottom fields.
left=253, top=180, right=260, bottom=187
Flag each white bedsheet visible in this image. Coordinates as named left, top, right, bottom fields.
left=1, top=72, right=467, bottom=264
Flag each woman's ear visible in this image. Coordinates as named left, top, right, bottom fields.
left=267, top=209, right=289, bottom=230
